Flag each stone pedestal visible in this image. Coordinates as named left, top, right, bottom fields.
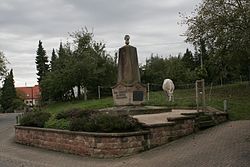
left=112, top=83, right=146, bottom=106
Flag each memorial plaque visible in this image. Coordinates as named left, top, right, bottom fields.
left=115, top=90, right=127, bottom=99
left=133, top=91, right=143, bottom=101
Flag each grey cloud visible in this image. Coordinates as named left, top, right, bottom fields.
left=0, top=0, right=201, bottom=86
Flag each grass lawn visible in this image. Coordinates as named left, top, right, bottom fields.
left=207, top=82, right=250, bottom=120
left=43, top=97, right=113, bottom=116
left=42, top=82, right=250, bottom=120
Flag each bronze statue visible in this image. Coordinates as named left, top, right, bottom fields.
left=117, top=35, right=141, bottom=85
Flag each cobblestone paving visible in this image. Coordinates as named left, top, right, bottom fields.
left=0, top=113, right=249, bottom=167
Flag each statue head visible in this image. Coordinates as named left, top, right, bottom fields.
left=124, top=35, right=130, bottom=45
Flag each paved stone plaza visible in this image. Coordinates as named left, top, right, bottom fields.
left=133, top=109, right=198, bottom=124
left=0, top=113, right=250, bottom=167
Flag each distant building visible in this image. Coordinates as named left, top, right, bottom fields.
left=16, top=85, right=40, bottom=106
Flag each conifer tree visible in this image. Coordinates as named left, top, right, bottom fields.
left=58, top=42, right=66, bottom=58
left=35, top=40, right=49, bottom=84
left=1, top=69, right=17, bottom=112
left=182, top=48, right=195, bottom=70
left=50, top=48, right=57, bottom=71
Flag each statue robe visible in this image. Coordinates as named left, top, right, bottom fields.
left=117, top=45, right=141, bottom=85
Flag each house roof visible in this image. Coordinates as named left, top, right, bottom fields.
left=16, top=85, right=40, bottom=100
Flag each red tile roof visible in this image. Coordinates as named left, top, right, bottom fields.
left=16, top=85, right=40, bottom=100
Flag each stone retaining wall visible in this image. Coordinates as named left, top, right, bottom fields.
left=213, top=113, right=228, bottom=124
left=15, top=126, right=149, bottom=158
left=15, top=111, right=228, bottom=158
left=143, top=117, right=195, bottom=148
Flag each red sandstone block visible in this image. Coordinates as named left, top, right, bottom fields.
left=78, top=146, right=90, bottom=153
left=111, top=137, right=123, bottom=143
left=96, top=142, right=106, bottom=148
left=75, top=135, right=85, bottom=141
left=172, top=124, right=183, bottom=130
left=93, top=148, right=102, bottom=155
left=127, top=141, right=143, bottom=148
left=185, top=128, right=194, bottom=134
left=181, top=123, right=194, bottom=129
left=85, top=138, right=95, bottom=144
left=126, top=137, right=135, bottom=142
left=63, top=144, right=73, bottom=151
left=83, top=140, right=95, bottom=147
left=102, top=148, right=122, bottom=157
left=130, top=147, right=143, bottom=154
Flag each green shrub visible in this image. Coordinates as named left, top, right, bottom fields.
left=69, top=117, right=95, bottom=131
left=20, top=112, right=51, bottom=128
left=24, top=108, right=143, bottom=132
left=44, top=118, right=70, bottom=130
left=13, top=98, right=26, bottom=110
left=56, top=108, right=92, bottom=120
left=69, top=113, right=142, bottom=133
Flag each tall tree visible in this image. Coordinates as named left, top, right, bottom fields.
left=50, top=48, right=57, bottom=71
left=182, top=48, right=195, bottom=70
left=40, top=28, right=117, bottom=102
left=1, top=69, right=17, bottom=113
left=141, top=55, right=167, bottom=84
left=182, top=0, right=250, bottom=82
left=58, top=42, right=66, bottom=58
left=35, top=40, right=49, bottom=84
left=0, top=51, right=8, bottom=80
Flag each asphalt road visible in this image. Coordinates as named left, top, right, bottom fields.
left=0, top=113, right=250, bottom=167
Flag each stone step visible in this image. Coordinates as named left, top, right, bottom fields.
left=199, top=120, right=215, bottom=129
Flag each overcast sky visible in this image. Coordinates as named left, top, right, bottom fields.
left=0, top=0, right=201, bottom=87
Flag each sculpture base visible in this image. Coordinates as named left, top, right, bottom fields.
left=112, top=83, right=146, bottom=106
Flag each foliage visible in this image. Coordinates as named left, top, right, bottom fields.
left=69, top=117, right=95, bottom=132
left=42, top=107, right=143, bottom=132
left=50, top=48, right=57, bottom=71
left=43, top=97, right=113, bottom=115
left=206, top=82, right=250, bottom=120
left=195, top=66, right=208, bottom=80
left=141, top=54, right=198, bottom=85
left=55, top=108, right=92, bottom=119
left=182, top=0, right=250, bottom=83
left=12, top=98, right=26, bottom=110
left=182, top=48, right=196, bottom=70
left=69, top=113, right=142, bottom=132
left=40, top=28, right=117, bottom=102
left=0, top=69, right=17, bottom=113
left=44, top=118, right=70, bottom=130
left=145, top=89, right=196, bottom=107
left=141, top=55, right=168, bottom=84
left=0, top=51, right=8, bottom=80
left=35, top=40, right=49, bottom=84
left=20, top=112, right=51, bottom=128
